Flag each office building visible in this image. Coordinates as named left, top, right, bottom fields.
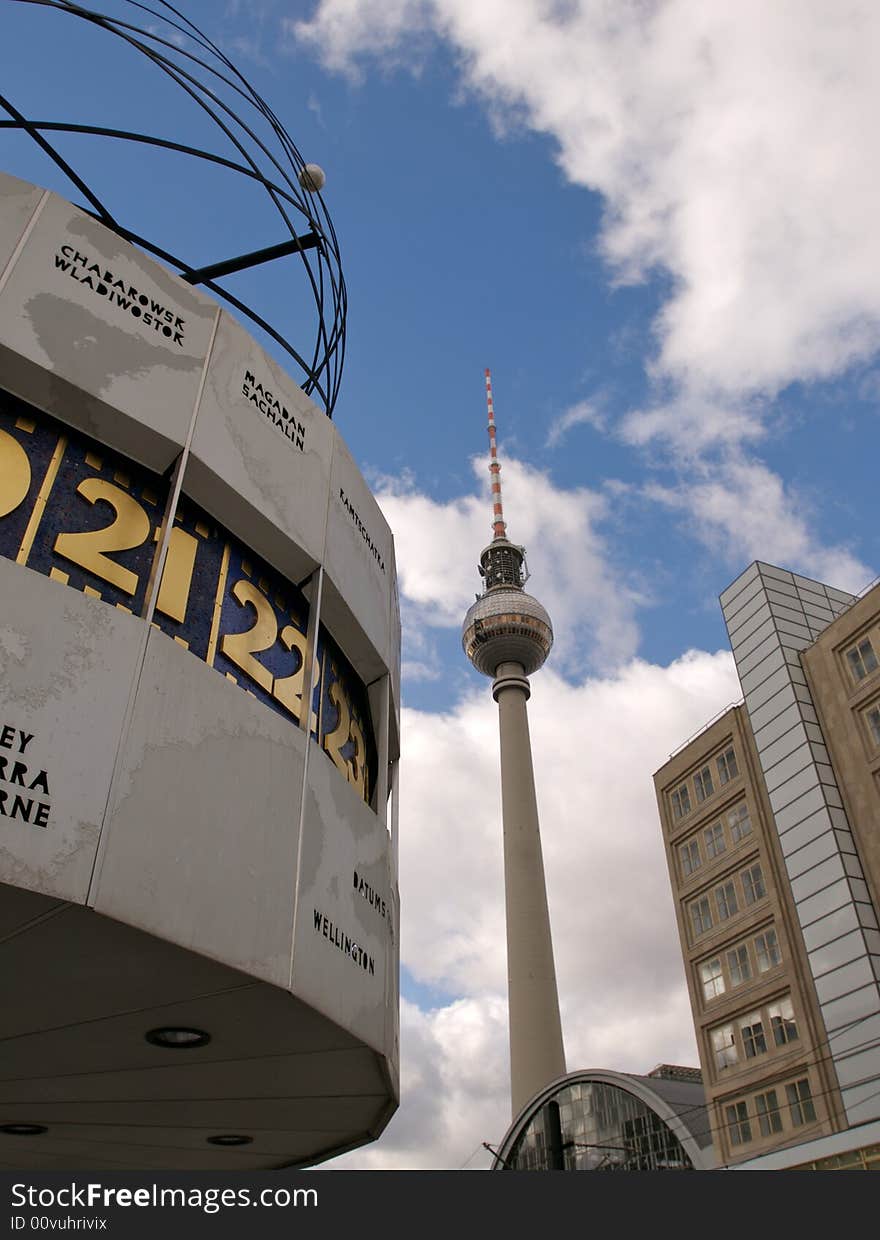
left=655, top=562, right=880, bottom=1166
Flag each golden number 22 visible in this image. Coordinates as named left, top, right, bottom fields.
left=221, top=580, right=315, bottom=728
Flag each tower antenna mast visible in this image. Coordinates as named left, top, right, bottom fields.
left=485, top=368, right=507, bottom=540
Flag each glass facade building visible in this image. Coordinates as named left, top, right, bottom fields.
left=494, top=1068, right=714, bottom=1171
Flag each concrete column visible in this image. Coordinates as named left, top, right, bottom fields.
left=493, top=660, right=566, bottom=1116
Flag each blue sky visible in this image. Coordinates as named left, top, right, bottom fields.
left=2, top=0, right=879, bottom=1169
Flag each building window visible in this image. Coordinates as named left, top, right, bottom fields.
left=786, top=1078, right=816, bottom=1127
left=671, top=783, right=691, bottom=820
left=754, top=928, right=781, bottom=973
left=694, top=765, right=714, bottom=803
left=711, top=1024, right=738, bottom=1072
left=715, top=880, right=738, bottom=921
left=704, top=822, right=726, bottom=859
left=739, top=1012, right=767, bottom=1059
left=769, top=997, right=799, bottom=1046
left=679, top=839, right=701, bottom=878
left=866, top=705, right=880, bottom=747
left=846, top=636, right=878, bottom=683
left=755, top=1090, right=783, bottom=1137
left=717, top=746, right=738, bottom=785
left=689, top=897, right=713, bottom=937
left=700, top=957, right=725, bottom=1002
left=742, top=863, right=766, bottom=905
left=728, top=802, right=752, bottom=843
left=727, top=944, right=752, bottom=987
left=725, top=1100, right=752, bottom=1146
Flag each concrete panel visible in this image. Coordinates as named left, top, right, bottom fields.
left=722, top=572, right=766, bottom=624
left=768, top=757, right=820, bottom=809
left=740, top=646, right=787, bottom=696
left=756, top=562, right=795, bottom=586
left=828, top=1011, right=880, bottom=1057
left=814, top=956, right=876, bottom=1005
left=823, top=982, right=880, bottom=1032
left=786, top=830, right=841, bottom=879
left=0, top=558, right=143, bottom=903
left=843, top=852, right=866, bottom=879
left=801, top=904, right=862, bottom=952
left=834, top=827, right=859, bottom=855
left=763, top=578, right=799, bottom=602
left=733, top=616, right=778, bottom=664
left=843, top=1074, right=880, bottom=1124
left=801, top=600, right=834, bottom=627
left=0, top=192, right=217, bottom=471
left=774, top=784, right=828, bottom=834
left=185, top=311, right=333, bottom=584
left=322, top=429, right=395, bottom=684
left=737, top=631, right=785, bottom=678
left=92, top=629, right=307, bottom=989
left=743, top=683, right=798, bottom=734
left=797, top=877, right=852, bottom=927
left=389, top=564, right=402, bottom=761
left=809, top=929, right=869, bottom=979
left=826, top=585, right=858, bottom=606
left=0, top=172, right=44, bottom=279
left=834, top=1046, right=880, bottom=1089
left=727, top=600, right=772, bottom=647
left=719, top=561, right=760, bottom=609
left=779, top=807, right=835, bottom=856
left=764, top=745, right=814, bottom=797
left=790, top=854, right=846, bottom=903
left=753, top=701, right=804, bottom=749
left=744, top=663, right=795, bottom=713
left=773, top=618, right=814, bottom=646
left=293, top=743, right=396, bottom=1056
left=760, top=721, right=809, bottom=774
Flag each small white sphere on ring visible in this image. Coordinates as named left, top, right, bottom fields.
left=298, top=163, right=326, bottom=192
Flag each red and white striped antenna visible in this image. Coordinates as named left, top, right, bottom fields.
left=485, top=368, right=508, bottom=540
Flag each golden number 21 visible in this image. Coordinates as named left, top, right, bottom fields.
left=51, top=478, right=196, bottom=616
left=0, top=432, right=195, bottom=612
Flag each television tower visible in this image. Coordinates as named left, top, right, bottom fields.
left=462, top=370, right=566, bottom=1118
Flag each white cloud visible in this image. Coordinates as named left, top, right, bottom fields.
left=377, top=456, right=641, bottom=673
left=644, top=456, right=872, bottom=593
left=327, top=646, right=741, bottom=1168
left=294, top=1, right=880, bottom=395
left=545, top=399, right=606, bottom=449
left=294, top=0, right=879, bottom=584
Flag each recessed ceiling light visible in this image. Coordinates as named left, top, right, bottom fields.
left=1, top=1123, right=47, bottom=1136
left=145, top=1027, right=211, bottom=1049
left=206, top=1134, right=253, bottom=1146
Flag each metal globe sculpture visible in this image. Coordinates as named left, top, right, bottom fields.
left=0, top=0, right=345, bottom=415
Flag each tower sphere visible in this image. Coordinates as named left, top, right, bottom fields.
left=462, top=586, right=553, bottom=677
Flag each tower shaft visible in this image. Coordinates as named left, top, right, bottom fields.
left=494, top=662, right=566, bottom=1117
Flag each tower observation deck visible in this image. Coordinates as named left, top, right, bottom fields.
left=461, top=370, right=565, bottom=1118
